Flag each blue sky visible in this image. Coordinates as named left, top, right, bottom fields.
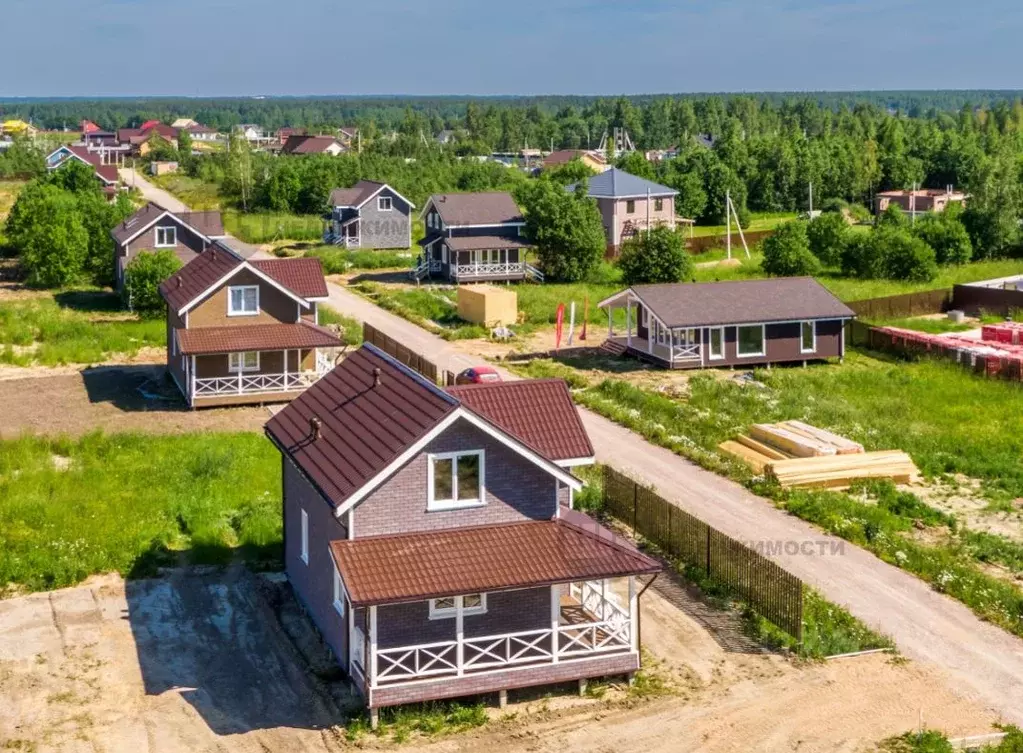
left=4, top=0, right=1022, bottom=96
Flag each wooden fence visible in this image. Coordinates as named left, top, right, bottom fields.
left=363, top=323, right=441, bottom=384
left=687, top=229, right=776, bottom=255
left=602, top=466, right=804, bottom=642
left=846, top=288, right=952, bottom=321
left=951, top=284, right=1023, bottom=317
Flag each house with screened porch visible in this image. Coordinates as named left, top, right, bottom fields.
left=599, top=277, right=855, bottom=369
left=265, top=344, right=661, bottom=722
left=158, top=241, right=343, bottom=407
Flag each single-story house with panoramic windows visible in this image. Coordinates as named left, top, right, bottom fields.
left=598, top=277, right=855, bottom=369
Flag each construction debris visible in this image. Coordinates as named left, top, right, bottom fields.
left=719, top=421, right=918, bottom=490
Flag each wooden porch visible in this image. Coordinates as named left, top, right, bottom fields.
left=604, top=335, right=704, bottom=369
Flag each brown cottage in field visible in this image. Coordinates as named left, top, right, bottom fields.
left=280, top=134, right=346, bottom=156
left=416, top=192, right=541, bottom=283
left=599, top=278, right=855, bottom=369
left=265, top=346, right=659, bottom=720
left=111, top=202, right=228, bottom=288
left=158, top=242, right=342, bottom=407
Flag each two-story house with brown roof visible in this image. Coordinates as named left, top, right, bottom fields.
left=324, top=180, right=414, bottom=250
left=265, top=346, right=660, bottom=723
left=158, top=242, right=343, bottom=407
left=111, top=202, right=229, bottom=289
left=415, top=192, right=541, bottom=283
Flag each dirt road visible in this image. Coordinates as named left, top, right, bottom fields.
left=0, top=572, right=999, bottom=752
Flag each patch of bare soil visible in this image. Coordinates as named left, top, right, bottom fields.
left=914, top=475, right=1023, bottom=545
left=0, top=367, right=271, bottom=438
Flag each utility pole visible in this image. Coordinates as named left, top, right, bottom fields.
left=809, top=181, right=814, bottom=216
left=726, top=189, right=732, bottom=260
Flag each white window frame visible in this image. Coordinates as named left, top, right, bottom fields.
left=228, top=285, right=260, bottom=317
left=332, top=563, right=345, bottom=616
left=708, top=326, right=725, bottom=360
left=427, top=450, right=485, bottom=511
left=155, top=226, right=177, bottom=248
left=378, top=195, right=393, bottom=211
left=428, top=593, right=487, bottom=620
left=800, top=320, right=817, bottom=354
left=300, top=509, right=309, bottom=565
left=736, top=324, right=767, bottom=358
left=228, top=351, right=260, bottom=373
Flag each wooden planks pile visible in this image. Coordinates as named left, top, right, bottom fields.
left=719, top=421, right=918, bottom=490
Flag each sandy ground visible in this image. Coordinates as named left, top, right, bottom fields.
left=0, top=570, right=1000, bottom=753
left=0, top=366, right=271, bottom=438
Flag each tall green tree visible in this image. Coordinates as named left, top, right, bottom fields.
left=617, top=226, right=693, bottom=284
left=761, top=220, right=821, bottom=276
left=517, top=179, right=606, bottom=282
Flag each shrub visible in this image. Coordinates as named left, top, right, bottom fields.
left=912, top=211, right=972, bottom=265
left=806, top=212, right=849, bottom=267
left=760, top=220, right=820, bottom=277
left=10, top=185, right=90, bottom=287
left=617, top=225, right=693, bottom=284
left=877, top=203, right=909, bottom=229
left=123, top=250, right=181, bottom=317
left=882, top=229, right=939, bottom=282
left=841, top=232, right=887, bottom=279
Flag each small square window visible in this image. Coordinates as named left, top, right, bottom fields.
left=229, top=351, right=260, bottom=372
left=155, top=226, right=177, bottom=247
left=626, top=200, right=636, bottom=214
left=428, top=451, right=484, bottom=510
left=228, top=285, right=259, bottom=316
left=378, top=196, right=393, bottom=211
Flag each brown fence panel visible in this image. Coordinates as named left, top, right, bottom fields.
left=847, top=288, right=952, bottom=321
left=363, top=323, right=441, bottom=384
left=686, top=229, right=776, bottom=255
left=951, top=284, right=1023, bottom=317
left=603, top=466, right=803, bottom=642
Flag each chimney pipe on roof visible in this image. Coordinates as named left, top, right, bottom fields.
left=373, top=367, right=381, bottom=387
left=309, top=416, right=322, bottom=441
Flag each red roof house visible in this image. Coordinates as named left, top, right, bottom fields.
left=265, top=344, right=658, bottom=722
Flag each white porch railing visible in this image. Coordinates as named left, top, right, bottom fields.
left=372, top=619, right=631, bottom=686
left=454, top=261, right=527, bottom=279
left=671, top=342, right=701, bottom=361
left=193, top=370, right=325, bottom=398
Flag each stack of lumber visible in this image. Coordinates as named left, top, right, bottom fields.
left=718, top=421, right=917, bottom=489
left=768, top=451, right=918, bottom=490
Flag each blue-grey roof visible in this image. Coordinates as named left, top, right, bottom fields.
left=569, top=168, right=677, bottom=199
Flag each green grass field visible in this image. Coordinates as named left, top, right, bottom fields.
left=149, top=174, right=223, bottom=210
left=303, top=246, right=414, bottom=273
left=318, top=305, right=364, bottom=346
left=0, top=432, right=282, bottom=592
left=223, top=210, right=324, bottom=244
left=689, top=211, right=797, bottom=238
left=0, top=293, right=166, bottom=366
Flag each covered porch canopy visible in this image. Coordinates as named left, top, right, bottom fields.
left=331, top=510, right=660, bottom=692
left=598, top=288, right=704, bottom=366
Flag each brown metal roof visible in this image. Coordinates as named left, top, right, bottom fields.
left=621, top=278, right=856, bottom=328
left=112, top=203, right=224, bottom=244
left=442, top=234, right=532, bottom=252
left=543, top=149, right=605, bottom=167
left=176, top=321, right=342, bottom=356
left=447, top=379, right=593, bottom=462
left=159, top=243, right=243, bottom=311
left=427, top=192, right=524, bottom=227
left=265, top=346, right=460, bottom=508
left=328, top=180, right=385, bottom=207
left=281, top=135, right=343, bottom=154
left=331, top=512, right=660, bottom=606
left=251, top=257, right=329, bottom=299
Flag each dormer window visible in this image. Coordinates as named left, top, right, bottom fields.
left=228, top=285, right=259, bottom=316
left=427, top=450, right=484, bottom=511
left=378, top=196, right=393, bottom=211
left=155, top=226, right=177, bottom=247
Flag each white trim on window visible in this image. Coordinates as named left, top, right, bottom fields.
left=736, top=324, right=766, bottom=358
left=427, top=450, right=485, bottom=511
left=228, top=285, right=259, bottom=316
left=377, top=195, right=393, bottom=211
left=332, top=563, right=345, bottom=616
left=228, top=351, right=260, bottom=373
left=300, top=509, right=309, bottom=565
left=428, top=593, right=487, bottom=620
left=155, top=226, right=177, bottom=248
left=800, top=320, right=817, bottom=354
left=708, top=326, right=725, bottom=360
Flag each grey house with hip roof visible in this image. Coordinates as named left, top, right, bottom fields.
left=569, top=168, right=678, bottom=254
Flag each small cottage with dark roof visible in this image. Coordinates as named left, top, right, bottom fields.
left=265, top=343, right=658, bottom=722
left=598, top=277, right=855, bottom=369
left=416, top=192, right=541, bottom=283
left=569, top=167, right=678, bottom=253
left=158, top=242, right=341, bottom=407
left=111, top=202, right=228, bottom=288
left=324, top=180, right=414, bottom=250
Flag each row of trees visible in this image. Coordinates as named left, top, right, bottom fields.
left=5, top=161, right=133, bottom=287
